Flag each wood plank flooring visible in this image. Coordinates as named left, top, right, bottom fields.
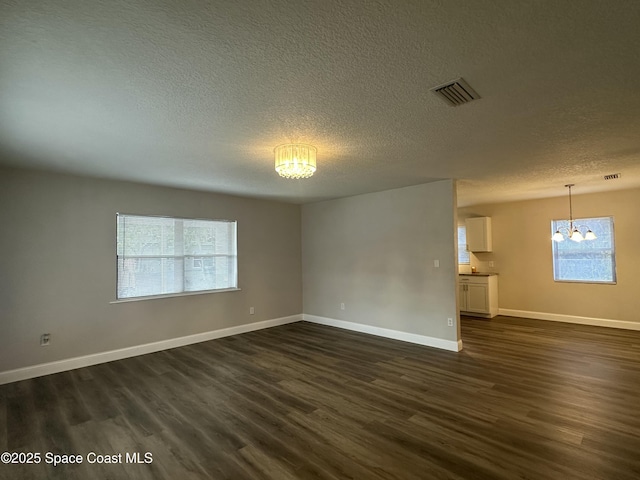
left=1, top=316, right=640, bottom=479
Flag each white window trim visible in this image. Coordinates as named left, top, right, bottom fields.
left=457, top=224, right=470, bottom=265
left=110, top=287, right=241, bottom=304
left=116, top=213, right=238, bottom=300
left=551, top=216, right=617, bottom=285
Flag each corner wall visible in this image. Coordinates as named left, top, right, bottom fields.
left=301, top=181, right=461, bottom=350
left=458, top=188, right=640, bottom=326
left=0, top=167, right=302, bottom=374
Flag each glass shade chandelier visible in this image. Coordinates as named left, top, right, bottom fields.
left=552, top=184, right=596, bottom=242
left=274, top=143, right=317, bottom=179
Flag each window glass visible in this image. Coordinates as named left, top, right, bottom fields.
left=117, top=214, right=237, bottom=299
left=458, top=225, right=470, bottom=264
left=551, top=216, right=616, bottom=283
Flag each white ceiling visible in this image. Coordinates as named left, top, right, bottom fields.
left=1, top=0, right=639, bottom=206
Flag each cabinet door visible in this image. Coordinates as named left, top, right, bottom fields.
left=459, top=283, right=468, bottom=311
left=466, top=284, right=489, bottom=313
left=465, top=217, right=492, bottom=252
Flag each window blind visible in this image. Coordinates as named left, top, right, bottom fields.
left=116, top=214, right=237, bottom=299
left=458, top=225, right=470, bottom=265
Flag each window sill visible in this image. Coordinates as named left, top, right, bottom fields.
left=553, top=280, right=616, bottom=285
left=110, top=287, right=241, bottom=304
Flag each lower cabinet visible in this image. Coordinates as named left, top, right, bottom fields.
left=459, top=275, right=498, bottom=318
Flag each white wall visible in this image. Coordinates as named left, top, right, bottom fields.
left=302, top=180, right=460, bottom=348
left=0, top=167, right=302, bottom=373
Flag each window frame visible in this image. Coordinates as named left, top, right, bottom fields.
left=115, top=213, right=239, bottom=301
left=551, top=215, right=617, bottom=285
left=457, top=224, right=470, bottom=265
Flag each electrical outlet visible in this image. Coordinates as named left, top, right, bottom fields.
left=340, top=302, right=345, bottom=310
left=489, top=261, right=495, bottom=268
left=249, top=307, right=255, bottom=315
left=40, top=333, right=51, bottom=346
left=447, top=318, right=453, bottom=327
left=434, top=259, right=440, bottom=268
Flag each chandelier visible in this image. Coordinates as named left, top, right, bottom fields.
left=552, top=184, right=596, bottom=242
left=274, top=144, right=317, bottom=179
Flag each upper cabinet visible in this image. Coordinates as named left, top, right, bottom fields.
left=465, top=217, right=492, bottom=252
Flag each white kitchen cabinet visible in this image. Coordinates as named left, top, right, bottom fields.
left=459, top=274, right=498, bottom=318
left=465, top=217, right=492, bottom=252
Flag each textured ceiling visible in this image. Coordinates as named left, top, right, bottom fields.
left=1, top=0, right=639, bottom=206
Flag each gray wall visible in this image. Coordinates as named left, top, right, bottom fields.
left=0, top=167, right=302, bottom=372
left=301, top=180, right=460, bottom=342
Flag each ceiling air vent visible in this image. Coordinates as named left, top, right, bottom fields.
left=603, top=173, right=620, bottom=180
left=430, top=77, right=480, bottom=106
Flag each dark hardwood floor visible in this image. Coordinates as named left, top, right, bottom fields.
left=1, top=316, right=640, bottom=479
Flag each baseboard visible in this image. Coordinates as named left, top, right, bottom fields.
left=1, top=312, right=465, bottom=385
left=303, top=314, right=462, bottom=352
left=498, top=309, right=640, bottom=331
left=0, top=314, right=302, bottom=385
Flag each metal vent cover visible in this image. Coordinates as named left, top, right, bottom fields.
left=430, top=77, right=480, bottom=106
left=603, top=173, right=621, bottom=180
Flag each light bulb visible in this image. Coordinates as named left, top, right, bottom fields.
left=584, top=230, right=597, bottom=241
left=570, top=229, right=584, bottom=242
left=552, top=231, right=564, bottom=242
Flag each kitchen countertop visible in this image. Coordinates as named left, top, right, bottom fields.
left=459, top=273, right=498, bottom=276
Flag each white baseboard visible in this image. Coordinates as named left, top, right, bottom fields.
left=0, top=314, right=302, bottom=385
left=303, top=314, right=463, bottom=352
left=0, top=312, right=465, bottom=385
left=498, top=309, right=640, bottom=331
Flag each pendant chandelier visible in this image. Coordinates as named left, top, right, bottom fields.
left=552, top=184, right=596, bottom=242
left=274, top=143, right=317, bottom=179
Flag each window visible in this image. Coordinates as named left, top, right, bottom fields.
left=551, top=216, right=616, bottom=284
left=116, top=214, right=237, bottom=299
left=458, top=225, right=470, bottom=264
